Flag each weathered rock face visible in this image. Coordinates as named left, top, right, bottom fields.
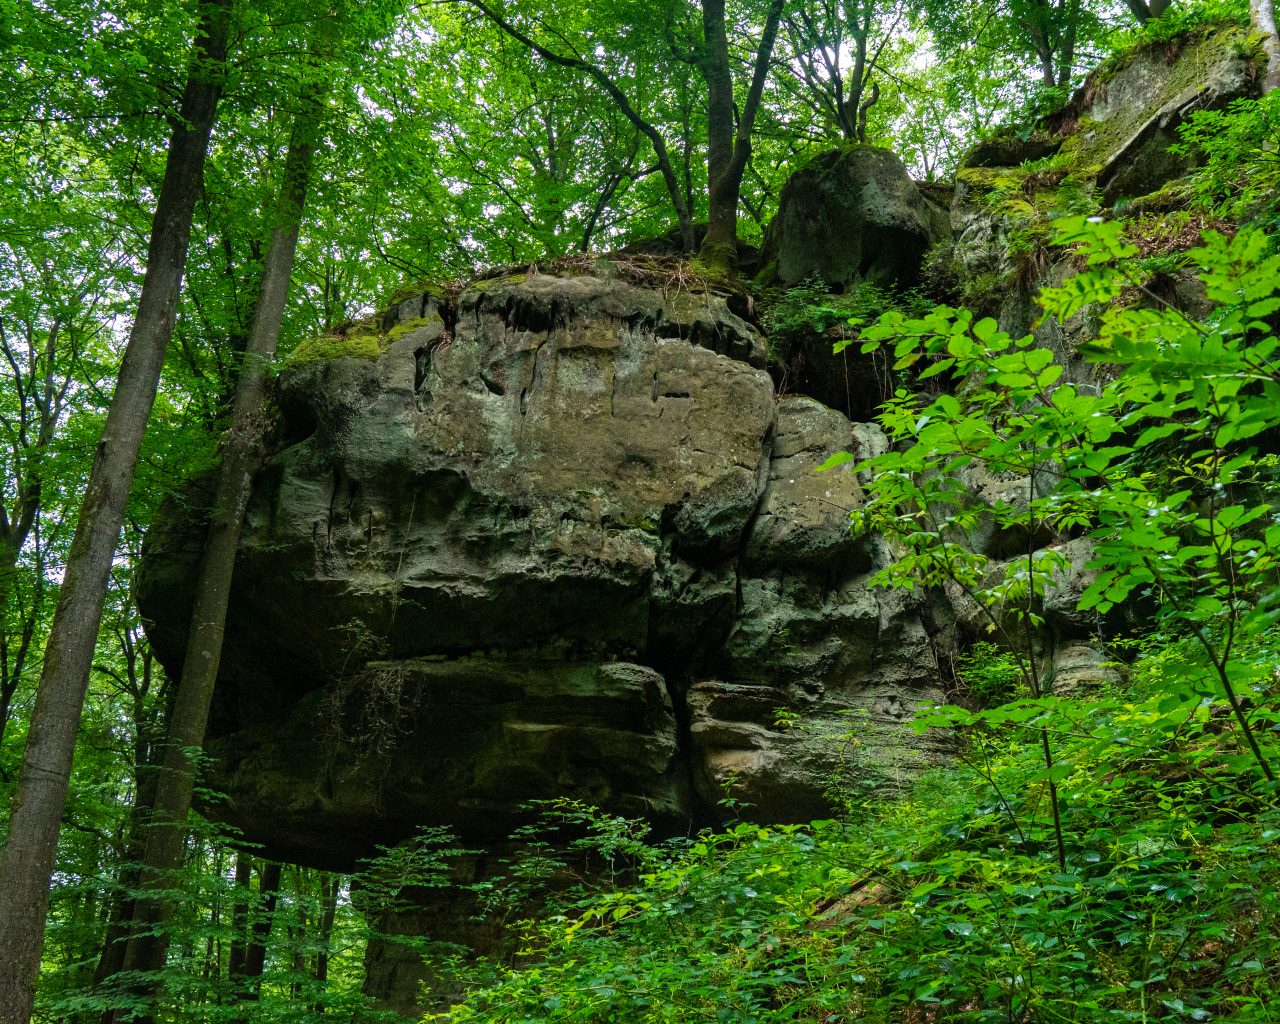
left=944, top=21, right=1258, bottom=388
left=758, top=145, right=950, bottom=290
left=1065, top=24, right=1258, bottom=205
left=139, top=267, right=952, bottom=871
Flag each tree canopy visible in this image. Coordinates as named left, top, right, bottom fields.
left=2, top=0, right=1280, bottom=1021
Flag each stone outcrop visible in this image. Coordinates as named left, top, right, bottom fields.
left=139, top=267, right=954, bottom=872
left=758, top=145, right=950, bottom=290
left=942, top=21, right=1258, bottom=389
left=132, top=23, right=1254, bottom=1008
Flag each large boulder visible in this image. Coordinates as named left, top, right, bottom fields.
left=944, top=20, right=1258, bottom=382
left=138, top=266, right=952, bottom=870
left=137, top=259, right=1121, bottom=1015
left=758, top=145, right=949, bottom=290
left=1063, top=23, right=1259, bottom=204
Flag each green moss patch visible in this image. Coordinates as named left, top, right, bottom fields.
left=287, top=332, right=383, bottom=365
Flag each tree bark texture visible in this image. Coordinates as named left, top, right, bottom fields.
left=698, top=0, right=785, bottom=274
left=0, top=4, right=232, bottom=1021
left=110, top=66, right=325, bottom=1023
left=1254, top=0, right=1280, bottom=92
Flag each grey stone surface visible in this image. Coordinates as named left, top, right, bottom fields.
left=759, top=145, right=949, bottom=290
left=137, top=260, right=1119, bottom=1017
left=138, top=270, right=955, bottom=872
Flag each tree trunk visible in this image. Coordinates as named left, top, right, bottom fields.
left=839, top=14, right=870, bottom=139
left=91, top=758, right=162, bottom=1004
left=111, top=67, right=325, bottom=1023
left=1254, top=0, right=1280, bottom=92
left=289, top=869, right=307, bottom=1001
left=698, top=0, right=786, bottom=276
left=228, top=854, right=253, bottom=983
left=243, top=862, right=282, bottom=985
left=1056, top=0, right=1082, bottom=89
left=0, top=5, right=232, bottom=1021
left=312, top=873, right=339, bottom=1013
left=226, top=860, right=280, bottom=1024
left=1124, top=0, right=1152, bottom=22
left=1026, top=21, right=1057, bottom=87
left=699, top=0, right=736, bottom=272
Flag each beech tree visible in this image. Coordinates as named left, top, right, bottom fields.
left=106, top=34, right=332, bottom=1018
left=0, top=2, right=233, bottom=1019
left=698, top=0, right=786, bottom=272
left=781, top=0, right=911, bottom=143
left=466, top=0, right=702, bottom=251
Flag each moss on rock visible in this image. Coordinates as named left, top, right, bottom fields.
left=287, top=332, right=383, bottom=365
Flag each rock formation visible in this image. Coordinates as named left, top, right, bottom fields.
left=758, top=145, right=950, bottom=290
left=135, top=21, right=1257, bottom=1014
left=139, top=268, right=955, bottom=873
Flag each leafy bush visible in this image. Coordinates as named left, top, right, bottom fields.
left=955, top=642, right=1026, bottom=706
left=1173, top=92, right=1280, bottom=231
left=429, top=643, right=1280, bottom=1022
left=425, top=216, right=1280, bottom=1023
left=760, top=276, right=928, bottom=340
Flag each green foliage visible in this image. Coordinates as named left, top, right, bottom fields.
left=427, top=212, right=1280, bottom=1024
left=761, top=277, right=929, bottom=340
left=955, top=642, right=1026, bottom=706
left=8, top=3, right=1280, bottom=1021
left=848, top=215, right=1280, bottom=780
left=1173, top=92, right=1280, bottom=230
left=354, top=827, right=478, bottom=917
left=429, top=633, right=1280, bottom=1021
left=1107, top=0, right=1251, bottom=55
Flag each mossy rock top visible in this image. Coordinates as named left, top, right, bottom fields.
left=955, top=21, right=1256, bottom=211
left=286, top=331, right=383, bottom=365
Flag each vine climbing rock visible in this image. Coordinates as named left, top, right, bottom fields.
left=756, top=144, right=950, bottom=290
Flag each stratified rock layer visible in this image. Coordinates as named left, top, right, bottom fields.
left=139, top=267, right=953, bottom=870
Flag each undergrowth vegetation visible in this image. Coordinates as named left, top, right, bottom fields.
left=427, top=218, right=1280, bottom=1022
left=429, top=635, right=1280, bottom=1022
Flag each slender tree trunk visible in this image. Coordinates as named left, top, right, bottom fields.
left=1056, top=0, right=1081, bottom=88
left=1027, top=23, right=1057, bottom=87
left=839, top=21, right=870, bottom=139
left=698, top=0, right=786, bottom=275
left=111, top=70, right=326, bottom=1023
left=701, top=0, right=735, bottom=264
left=228, top=854, right=253, bottom=983
left=1254, top=0, right=1280, bottom=92
left=1124, top=0, right=1152, bottom=23
left=0, top=5, right=232, bottom=1021
left=225, top=859, right=282, bottom=1024
left=0, top=678, right=16, bottom=756
left=93, top=657, right=165, bottom=1018
left=289, top=869, right=307, bottom=1001
left=243, top=862, right=282, bottom=984
left=312, top=873, right=339, bottom=1013
left=91, top=759, right=162, bottom=1001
